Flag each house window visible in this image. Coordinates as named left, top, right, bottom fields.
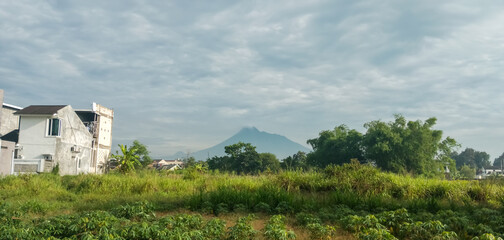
left=47, top=118, right=61, bottom=136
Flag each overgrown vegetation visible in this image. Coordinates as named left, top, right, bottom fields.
left=2, top=161, right=504, bottom=239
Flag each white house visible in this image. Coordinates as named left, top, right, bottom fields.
left=11, top=103, right=113, bottom=175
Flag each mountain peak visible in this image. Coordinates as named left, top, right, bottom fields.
left=239, top=126, right=260, bottom=133
left=174, top=127, right=311, bottom=160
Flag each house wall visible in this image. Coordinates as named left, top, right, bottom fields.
left=16, top=106, right=93, bottom=175
left=0, top=141, right=14, bottom=175
left=93, top=103, right=113, bottom=173
left=18, top=116, right=58, bottom=159
left=54, top=106, right=93, bottom=175
left=0, top=89, right=3, bottom=169
left=1, top=106, right=20, bottom=136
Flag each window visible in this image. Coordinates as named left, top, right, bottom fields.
left=47, top=118, right=61, bottom=136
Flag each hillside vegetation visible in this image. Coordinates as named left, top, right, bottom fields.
left=2, top=162, right=504, bottom=239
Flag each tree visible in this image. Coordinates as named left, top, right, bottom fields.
left=259, top=153, right=280, bottom=172
left=112, top=144, right=141, bottom=173
left=281, top=151, right=308, bottom=170
left=132, top=140, right=152, bottom=167
left=362, top=115, right=457, bottom=175
left=207, top=142, right=263, bottom=174
left=183, top=156, right=197, bottom=169
left=459, top=165, right=476, bottom=179
left=452, top=148, right=490, bottom=171
left=306, top=125, right=364, bottom=168
left=493, top=152, right=504, bottom=168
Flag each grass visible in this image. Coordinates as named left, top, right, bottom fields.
left=2, top=162, right=504, bottom=239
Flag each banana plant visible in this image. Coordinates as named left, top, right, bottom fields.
left=113, top=144, right=141, bottom=173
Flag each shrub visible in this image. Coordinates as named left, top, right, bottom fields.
left=263, top=215, right=296, bottom=240
left=227, top=214, right=258, bottom=240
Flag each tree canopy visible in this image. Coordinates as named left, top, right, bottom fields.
left=207, top=142, right=280, bottom=174
left=451, top=148, right=490, bottom=171
left=363, top=115, right=457, bottom=175
left=132, top=140, right=152, bottom=167
left=306, top=125, right=364, bottom=168
left=305, top=115, right=458, bottom=175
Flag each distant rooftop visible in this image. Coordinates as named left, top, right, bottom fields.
left=15, top=105, right=67, bottom=115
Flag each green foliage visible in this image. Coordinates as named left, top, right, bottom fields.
left=227, top=214, right=258, bottom=240
left=133, top=140, right=152, bottom=167
left=307, top=124, right=364, bottom=168
left=459, top=164, right=477, bottom=179
left=263, top=215, right=296, bottom=240
left=281, top=151, right=308, bottom=171
left=363, top=115, right=457, bottom=175
left=112, top=144, right=141, bottom=173
left=208, top=142, right=278, bottom=174
left=111, top=200, right=155, bottom=219
left=452, top=148, right=491, bottom=171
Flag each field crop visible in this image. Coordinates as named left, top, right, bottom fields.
left=1, top=162, right=504, bottom=239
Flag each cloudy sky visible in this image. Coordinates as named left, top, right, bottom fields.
left=1, top=0, right=503, bottom=160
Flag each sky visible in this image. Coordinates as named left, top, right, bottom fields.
left=1, top=0, right=503, bottom=160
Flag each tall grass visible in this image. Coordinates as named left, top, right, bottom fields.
left=1, top=162, right=504, bottom=217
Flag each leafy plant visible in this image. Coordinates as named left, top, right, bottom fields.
left=263, top=215, right=296, bottom=240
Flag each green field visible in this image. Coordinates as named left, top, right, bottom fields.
left=1, top=162, right=504, bottom=239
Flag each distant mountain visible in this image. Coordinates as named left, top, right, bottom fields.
left=170, top=127, right=311, bottom=160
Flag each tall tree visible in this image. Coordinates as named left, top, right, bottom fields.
left=132, top=140, right=152, bottom=167
left=452, top=148, right=490, bottom=170
left=306, top=125, right=364, bottom=168
left=362, top=115, right=457, bottom=175
left=207, top=142, right=263, bottom=174
left=259, top=152, right=280, bottom=172
left=281, top=151, right=308, bottom=170
left=493, top=152, right=504, bottom=168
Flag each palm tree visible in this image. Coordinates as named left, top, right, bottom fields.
left=113, top=144, right=140, bottom=173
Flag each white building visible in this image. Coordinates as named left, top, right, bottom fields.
left=10, top=103, right=113, bottom=175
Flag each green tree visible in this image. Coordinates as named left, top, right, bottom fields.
left=112, top=144, right=141, bottom=173
left=493, top=152, right=504, bottom=168
left=306, top=125, right=364, bottom=168
left=452, top=148, right=490, bottom=171
left=183, top=156, right=197, bottom=169
left=362, top=115, right=457, bottom=175
left=132, top=140, right=152, bottom=167
left=459, top=165, right=476, bottom=179
left=259, top=153, right=280, bottom=172
left=281, top=151, right=308, bottom=170
left=207, top=142, right=263, bottom=174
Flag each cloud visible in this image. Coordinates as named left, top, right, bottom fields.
left=1, top=0, right=503, bottom=159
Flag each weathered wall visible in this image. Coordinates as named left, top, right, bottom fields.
left=1, top=107, right=20, bottom=136
left=0, top=141, right=14, bottom=175
left=93, top=103, right=114, bottom=174
left=54, top=106, right=93, bottom=175
left=0, top=89, right=4, bottom=129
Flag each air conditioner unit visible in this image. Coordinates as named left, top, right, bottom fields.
left=42, top=154, right=53, bottom=160
left=17, top=155, right=24, bottom=159
left=71, top=145, right=81, bottom=153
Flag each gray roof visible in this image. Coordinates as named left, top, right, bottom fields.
left=15, top=105, right=67, bottom=115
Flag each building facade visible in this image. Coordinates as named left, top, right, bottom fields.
left=8, top=103, right=114, bottom=175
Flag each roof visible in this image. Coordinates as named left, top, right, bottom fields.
left=15, top=105, right=67, bottom=115
left=2, top=103, right=23, bottom=110
left=0, top=129, right=18, bottom=142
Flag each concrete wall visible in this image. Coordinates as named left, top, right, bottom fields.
left=54, top=106, right=93, bottom=175
left=18, top=116, right=57, bottom=159
left=0, top=89, right=3, bottom=129
left=93, top=103, right=114, bottom=173
left=1, top=107, right=20, bottom=136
